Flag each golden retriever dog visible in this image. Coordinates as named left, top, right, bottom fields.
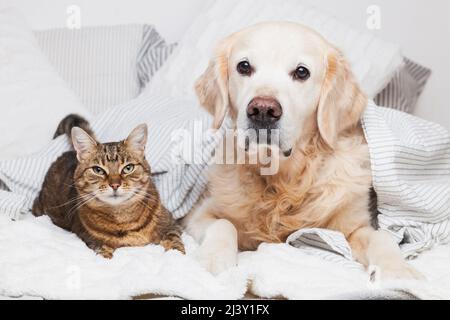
left=183, top=22, right=422, bottom=280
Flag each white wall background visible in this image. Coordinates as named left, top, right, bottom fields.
left=1, top=0, right=449, bottom=129
left=309, top=0, right=450, bottom=130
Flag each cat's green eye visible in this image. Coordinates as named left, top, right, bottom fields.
left=122, top=164, right=135, bottom=175
left=92, top=166, right=106, bottom=175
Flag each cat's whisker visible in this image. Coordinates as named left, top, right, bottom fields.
left=46, top=193, right=93, bottom=210
left=67, top=193, right=97, bottom=218
left=132, top=189, right=157, bottom=199
left=129, top=190, right=158, bottom=207
left=131, top=191, right=159, bottom=206
left=67, top=198, right=91, bottom=216
left=67, top=199, right=93, bottom=219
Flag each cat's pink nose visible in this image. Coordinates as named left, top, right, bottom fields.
left=110, top=183, right=121, bottom=191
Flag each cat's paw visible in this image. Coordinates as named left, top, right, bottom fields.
left=160, top=239, right=186, bottom=254
left=369, top=262, right=425, bottom=281
left=195, top=241, right=237, bottom=275
left=96, top=245, right=114, bottom=259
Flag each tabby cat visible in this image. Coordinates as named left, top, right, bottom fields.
left=32, top=114, right=185, bottom=258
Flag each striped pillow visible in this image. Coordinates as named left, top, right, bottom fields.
left=35, top=25, right=175, bottom=115
left=137, top=25, right=177, bottom=90
left=374, top=58, right=431, bottom=113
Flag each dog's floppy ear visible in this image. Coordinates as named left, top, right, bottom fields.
left=317, top=47, right=367, bottom=149
left=195, top=36, right=233, bottom=129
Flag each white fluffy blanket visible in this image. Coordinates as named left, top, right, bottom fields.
left=1, top=213, right=450, bottom=300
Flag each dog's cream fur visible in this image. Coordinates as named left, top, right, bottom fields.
left=184, top=22, right=422, bottom=279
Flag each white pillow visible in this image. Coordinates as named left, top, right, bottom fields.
left=0, top=8, right=91, bottom=160
left=148, top=0, right=403, bottom=100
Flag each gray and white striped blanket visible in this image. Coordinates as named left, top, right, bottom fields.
left=0, top=99, right=449, bottom=261
left=288, top=103, right=450, bottom=260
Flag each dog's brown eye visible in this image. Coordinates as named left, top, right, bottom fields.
left=237, top=61, right=252, bottom=76
left=293, top=66, right=310, bottom=81
left=92, top=166, right=106, bottom=175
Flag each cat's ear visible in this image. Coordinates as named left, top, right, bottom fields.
left=71, top=127, right=97, bottom=162
left=125, top=124, right=148, bottom=154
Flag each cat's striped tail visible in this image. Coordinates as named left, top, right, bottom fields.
left=53, top=114, right=94, bottom=140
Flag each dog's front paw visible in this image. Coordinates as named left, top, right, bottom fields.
left=195, top=242, right=238, bottom=275
left=369, top=262, right=424, bottom=281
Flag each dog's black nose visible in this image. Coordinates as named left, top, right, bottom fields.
left=247, top=96, right=282, bottom=126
